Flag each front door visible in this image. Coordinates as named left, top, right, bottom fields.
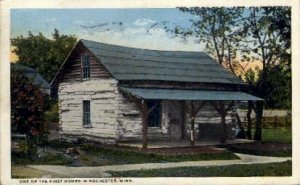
left=168, top=102, right=183, bottom=140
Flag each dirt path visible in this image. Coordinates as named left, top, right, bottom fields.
left=28, top=153, right=291, bottom=178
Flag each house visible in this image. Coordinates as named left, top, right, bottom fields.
left=51, top=39, right=262, bottom=148
left=11, top=63, right=50, bottom=95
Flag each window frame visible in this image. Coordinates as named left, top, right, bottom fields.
left=82, top=100, right=92, bottom=128
left=81, top=53, right=90, bottom=80
left=147, top=100, right=161, bottom=128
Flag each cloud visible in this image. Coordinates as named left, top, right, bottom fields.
left=133, top=18, right=156, bottom=26
left=78, top=25, right=205, bottom=52
left=74, top=20, right=83, bottom=25
left=46, top=18, right=56, bottom=23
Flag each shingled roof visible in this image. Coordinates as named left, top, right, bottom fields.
left=80, top=39, right=245, bottom=85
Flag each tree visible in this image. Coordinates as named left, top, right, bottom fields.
left=11, top=29, right=77, bottom=82
left=177, top=7, right=291, bottom=141
left=242, top=7, right=291, bottom=140
left=11, top=69, right=50, bottom=152
left=177, top=7, right=245, bottom=75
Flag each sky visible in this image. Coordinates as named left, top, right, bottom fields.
left=11, top=8, right=205, bottom=52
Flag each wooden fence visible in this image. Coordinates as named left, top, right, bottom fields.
left=238, top=109, right=291, bottom=128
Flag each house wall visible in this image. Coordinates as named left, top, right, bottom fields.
left=58, top=79, right=120, bottom=144
left=58, top=43, right=119, bottom=144
left=115, top=93, right=169, bottom=142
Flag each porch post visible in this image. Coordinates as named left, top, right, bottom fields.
left=212, top=101, right=234, bottom=144
left=186, top=101, right=206, bottom=146
left=141, top=100, right=149, bottom=149
left=220, top=103, right=227, bottom=144
left=180, top=101, right=186, bottom=140
left=246, top=101, right=253, bottom=140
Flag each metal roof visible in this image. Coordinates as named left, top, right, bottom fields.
left=119, top=87, right=263, bottom=101
left=80, top=39, right=245, bottom=85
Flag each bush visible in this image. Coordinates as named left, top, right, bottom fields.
left=11, top=70, right=50, bottom=152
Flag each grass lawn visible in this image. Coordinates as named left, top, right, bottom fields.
left=109, top=160, right=292, bottom=177
left=12, top=153, right=73, bottom=165
left=78, top=144, right=239, bottom=165
left=12, top=141, right=239, bottom=167
left=262, top=128, right=292, bottom=143
left=226, top=127, right=292, bottom=157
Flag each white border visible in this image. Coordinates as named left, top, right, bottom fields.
left=1, top=0, right=299, bottom=185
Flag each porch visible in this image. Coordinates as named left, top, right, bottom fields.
left=120, top=87, right=263, bottom=148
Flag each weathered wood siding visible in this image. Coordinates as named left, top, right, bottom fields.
left=115, top=92, right=169, bottom=142
left=59, top=79, right=119, bottom=143
left=61, top=43, right=111, bottom=83
left=58, top=43, right=118, bottom=143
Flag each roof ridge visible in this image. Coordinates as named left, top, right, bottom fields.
left=80, top=39, right=207, bottom=54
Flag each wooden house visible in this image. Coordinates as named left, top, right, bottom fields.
left=51, top=39, right=262, bottom=148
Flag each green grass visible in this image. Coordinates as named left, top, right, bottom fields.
left=226, top=145, right=291, bottom=157
left=12, top=153, right=73, bottom=165
left=12, top=141, right=238, bottom=166
left=226, top=127, right=292, bottom=157
left=109, top=160, right=292, bottom=177
left=262, top=128, right=292, bottom=143
left=79, top=144, right=239, bottom=165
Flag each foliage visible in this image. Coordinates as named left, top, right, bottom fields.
left=177, top=7, right=291, bottom=141
left=244, top=65, right=291, bottom=109
left=177, top=7, right=245, bottom=75
left=44, top=102, right=59, bottom=122
left=11, top=29, right=77, bottom=82
left=109, top=161, right=292, bottom=177
left=11, top=70, right=50, bottom=149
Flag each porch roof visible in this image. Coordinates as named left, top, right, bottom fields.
left=119, top=87, right=263, bottom=101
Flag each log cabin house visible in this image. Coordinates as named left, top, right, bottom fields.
left=51, top=39, right=262, bottom=148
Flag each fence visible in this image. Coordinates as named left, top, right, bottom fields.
left=238, top=109, right=291, bottom=128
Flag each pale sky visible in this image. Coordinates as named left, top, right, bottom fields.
left=11, top=8, right=205, bottom=51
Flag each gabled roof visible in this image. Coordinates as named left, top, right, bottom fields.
left=80, top=39, right=245, bottom=85
left=11, top=63, right=50, bottom=94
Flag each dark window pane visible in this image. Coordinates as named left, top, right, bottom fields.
left=148, top=100, right=160, bottom=127
left=83, top=100, right=91, bottom=126
left=81, top=54, right=90, bottom=79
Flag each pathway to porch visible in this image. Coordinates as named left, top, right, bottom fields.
left=117, top=139, right=254, bottom=148
left=28, top=153, right=291, bottom=178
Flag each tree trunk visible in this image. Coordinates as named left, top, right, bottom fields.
left=141, top=100, right=149, bottom=149
left=254, top=101, right=263, bottom=141
left=233, top=104, right=246, bottom=139
left=246, top=101, right=253, bottom=140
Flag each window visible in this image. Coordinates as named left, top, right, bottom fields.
left=83, top=100, right=91, bottom=127
left=81, top=54, right=90, bottom=79
left=148, top=100, right=161, bottom=127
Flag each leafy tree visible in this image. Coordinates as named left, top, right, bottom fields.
left=177, top=7, right=245, bottom=75
left=177, top=7, right=291, bottom=141
left=11, top=69, right=50, bottom=153
left=242, top=7, right=291, bottom=140
left=11, top=29, right=77, bottom=82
